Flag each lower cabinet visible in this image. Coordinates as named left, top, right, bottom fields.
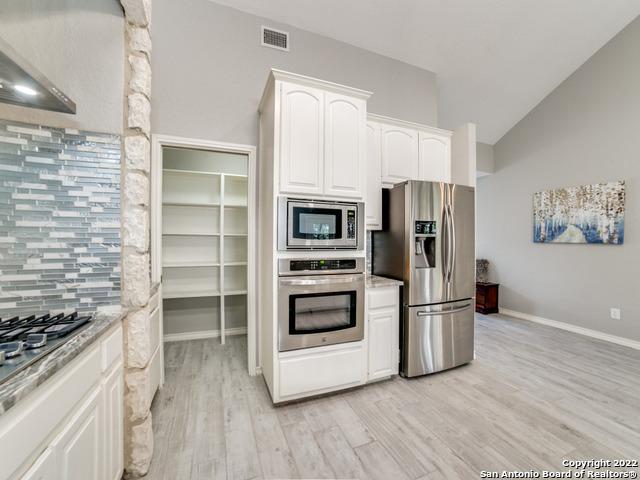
left=367, top=286, right=400, bottom=382
left=1, top=324, right=124, bottom=480
left=277, top=342, right=366, bottom=402
left=52, top=387, right=103, bottom=480
left=20, top=448, right=56, bottom=480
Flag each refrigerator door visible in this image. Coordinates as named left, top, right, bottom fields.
left=402, top=300, right=474, bottom=377
left=446, top=184, right=476, bottom=302
left=407, top=181, right=447, bottom=305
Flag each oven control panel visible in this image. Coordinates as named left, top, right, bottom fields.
left=290, top=259, right=356, bottom=272
left=278, top=257, right=365, bottom=276
left=346, top=210, right=356, bottom=239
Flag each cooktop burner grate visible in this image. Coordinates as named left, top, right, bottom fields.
left=0, top=310, right=92, bottom=386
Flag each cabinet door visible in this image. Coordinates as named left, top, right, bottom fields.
left=381, top=125, right=418, bottom=186
left=21, top=448, right=56, bottom=480
left=52, top=387, right=103, bottom=480
left=368, top=308, right=399, bottom=381
left=103, top=364, right=123, bottom=480
left=279, top=82, right=324, bottom=195
left=324, top=92, right=366, bottom=199
left=418, top=131, right=451, bottom=182
left=365, top=122, right=382, bottom=229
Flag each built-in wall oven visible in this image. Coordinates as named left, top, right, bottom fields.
left=278, top=197, right=365, bottom=250
left=278, top=257, right=365, bottom=351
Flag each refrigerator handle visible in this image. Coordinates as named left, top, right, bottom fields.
left=442, top=205, right=450, bottom=283
left=447, top=203, right=456, bottom=283
left=417, top=303, right=472, bottom=316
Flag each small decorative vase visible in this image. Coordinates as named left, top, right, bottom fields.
left=476, top=259, right=489, bottom=283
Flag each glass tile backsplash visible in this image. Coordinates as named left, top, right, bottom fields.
left=0, top=120, right=121, bottom=315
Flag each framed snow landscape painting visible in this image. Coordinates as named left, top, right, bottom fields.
left=533, top=181, right=625, bottom=244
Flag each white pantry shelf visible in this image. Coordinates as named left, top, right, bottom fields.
left=163, top=201, right=221, bottom=207
left=163, top=168, right=222, bottom=177
left=163, top=261, right=221, bottom=268
left=161, top=163, right=249, bottom=345
left=224, top=290, right=248, bottom=296
left=163, top=290, right=222, bottom=300
left=163, top=232, right=220, bottom=237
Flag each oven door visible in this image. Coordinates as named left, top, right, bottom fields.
left=278, top=274, right=365, bottom=351
left=281, top=199, right=356, bottom=249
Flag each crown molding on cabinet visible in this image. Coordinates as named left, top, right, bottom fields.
left=368, top=112, right=453, bottom=137
left=259, top=68, right=373, bottom=112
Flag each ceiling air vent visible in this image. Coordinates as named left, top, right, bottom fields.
left=261, top=26, right=289, bottom=52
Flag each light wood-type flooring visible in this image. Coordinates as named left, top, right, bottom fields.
left=148, top=313, right=640, bottom=479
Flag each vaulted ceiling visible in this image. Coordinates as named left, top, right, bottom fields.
left=210, top=0, right=640, bottom=144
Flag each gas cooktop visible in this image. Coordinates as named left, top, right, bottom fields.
left=0, top=311, right=92, bottom=385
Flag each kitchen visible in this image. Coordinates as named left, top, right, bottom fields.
left=1, top=1, right=640, bottom=479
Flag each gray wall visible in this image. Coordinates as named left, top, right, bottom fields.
left=476, top=142, right=495, bottom=176
left=477, top=16, right=640, bottom=341
left=151, top=0, right=438, bottom=146
left=0, top=0, right=124, bottom=134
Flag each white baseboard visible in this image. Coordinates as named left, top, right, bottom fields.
left=499, top=308, right=640, bottom=351
left=164, top=327, right=247, bottom=342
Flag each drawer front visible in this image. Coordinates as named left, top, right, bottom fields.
left=367, top=286, right=398, bottom=310
left=279, top=344, right=365, bottom=399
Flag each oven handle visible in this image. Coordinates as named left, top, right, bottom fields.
left=416, top=303, right=471, bottom=317
left=280, top=277, right=359, bottom=286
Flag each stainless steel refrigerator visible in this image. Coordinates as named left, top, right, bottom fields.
left=373, top=180, right=475, bottom=377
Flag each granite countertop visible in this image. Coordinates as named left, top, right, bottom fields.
left=0, top=306, right=127, bottom=416
left=366, top=274, right=404, bottom=288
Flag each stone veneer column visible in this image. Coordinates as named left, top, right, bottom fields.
left=120, top=0, right=154, bottom=477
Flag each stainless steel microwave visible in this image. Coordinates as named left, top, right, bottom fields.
left=277, top=197, right=364, bottom=250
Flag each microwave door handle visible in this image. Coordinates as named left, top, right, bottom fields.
left=280, top=277, right=356, bottom=286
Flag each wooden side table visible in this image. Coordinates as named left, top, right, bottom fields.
left=476, top=282, right=499, bottom=314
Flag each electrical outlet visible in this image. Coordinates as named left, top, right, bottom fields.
left=610, top=308, right=621, bottom=320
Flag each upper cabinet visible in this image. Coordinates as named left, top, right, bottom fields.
left=373, top=114, right=452, bottom=188
left=262, top=70, right=372, bottom=200
left=324, top=92, right=367, bottom=199
left=380, top=124, right=418, bottom=186
left=280, top=83, right=324, bottom=196
left=418, top=130, right=451, bottom=183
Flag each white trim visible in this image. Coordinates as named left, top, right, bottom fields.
left=151, top=134, right=259, bottom=376
left=164, top=327, right=247, bottom=343
left=499, top=308, right=640, bottom=351
left=368, top=112, right=452, bottom=137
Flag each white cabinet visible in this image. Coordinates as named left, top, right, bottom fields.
left=2, top=324, right=124, bottom=480
left=418, top=130, right=451, bottom=183
left=367, top=286, right=400, bottom=382
left=21, top=449, right=56, bottom=480
left=278, top=342, right=366, bottom=401
left=263, top=70, right=372, bottom=200
left=280, top=82, right=324, bottom=196
left=381, top=124, right=418, bottom=187
left=365, top=122, right=382, bottom=229
left=52, top=387, right=103, bottom=480
left=102, top=365, right=123, bottom=480
left=324, top=92, right=366, bottom=199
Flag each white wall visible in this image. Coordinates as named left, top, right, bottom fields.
left=150, top=0, right=438, bottom=146
left=0, top=0, right=124, bottom=134
left=477, top=16, right=640, bottom=342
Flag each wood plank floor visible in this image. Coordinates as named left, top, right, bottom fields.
left=148, top=313, right=640, bottom=479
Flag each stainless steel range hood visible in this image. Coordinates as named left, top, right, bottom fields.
left=0, top=35, right=76, bottom=114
